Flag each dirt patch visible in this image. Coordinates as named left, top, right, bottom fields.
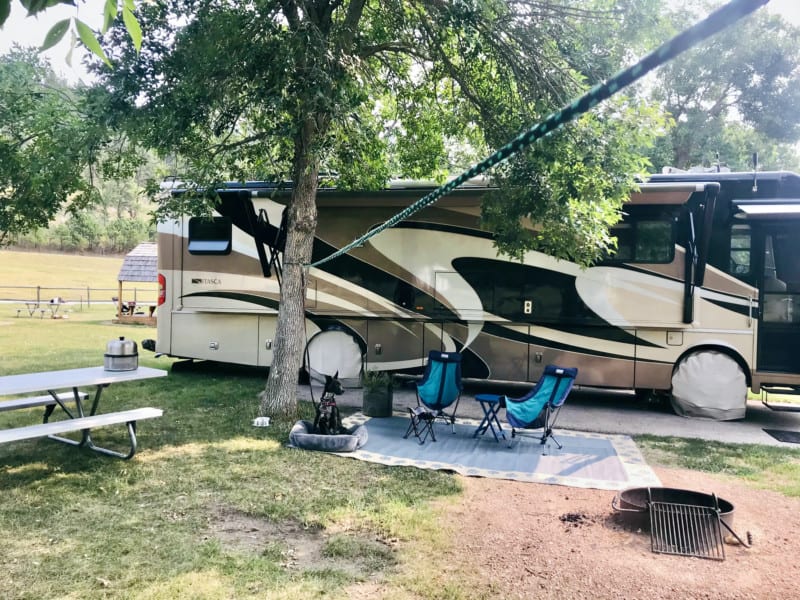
left=204, top=467, right=800, bottom=598
left=204, top=506, right=395, bottom=579
left=445, top=466, right=800, bottom=599
left=205, top=507, right=324, bottom=567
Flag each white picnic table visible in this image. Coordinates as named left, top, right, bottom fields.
left=19, top=298, right=66, bottom=318
left=0, top=366, right=168, bottom=459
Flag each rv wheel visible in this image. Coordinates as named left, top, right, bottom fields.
left=304, top=329, right=364, bottom=388
left=670, top=350, right=747, bottom=420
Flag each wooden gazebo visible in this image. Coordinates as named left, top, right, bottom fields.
left=114, top=242, right=158, bottom=326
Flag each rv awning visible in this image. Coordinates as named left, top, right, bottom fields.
left=627, top=182, right=718, bottom=206
left=733, top=200, right=800, bottom=219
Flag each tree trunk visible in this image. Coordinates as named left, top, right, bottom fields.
left=258, top=118, right=321, bottom=417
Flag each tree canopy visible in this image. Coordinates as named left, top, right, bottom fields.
left=91, top=0, right=692, bottom=414
left=0, top=49, right=111, bottom=245
left=98, top=0, right=675, bottom=263
left=649, top=1, right=800, bottom=171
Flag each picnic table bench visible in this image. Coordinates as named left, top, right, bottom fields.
left=0, top=366, right=168, bottom=459
left=0, top=391, right=89, bottom=412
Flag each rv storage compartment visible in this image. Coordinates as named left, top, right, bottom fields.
left=104, top=336, right=139, bottom=371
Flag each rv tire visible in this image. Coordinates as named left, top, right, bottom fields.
left=670, top=350, right=747, bottom=420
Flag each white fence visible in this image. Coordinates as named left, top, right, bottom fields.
left=0, top=285, right=154, bottom=309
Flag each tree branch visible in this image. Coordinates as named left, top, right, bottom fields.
left=279, top=0, right=300, bottom=29
left=340, top=0, right=366, bottom=50
left=358, top=42, right=428, bottom=60
left=209, top=131, right=273, bottom=155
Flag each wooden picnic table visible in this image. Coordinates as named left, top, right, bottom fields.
left=0, top=366, right=168, bottom=459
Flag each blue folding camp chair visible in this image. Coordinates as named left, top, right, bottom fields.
left=504, top=365, right=578, bottom=453
left=403, top=350, right=463, bottom=444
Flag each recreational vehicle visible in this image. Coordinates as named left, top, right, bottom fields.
left=153, top=170, right=800, bottom=417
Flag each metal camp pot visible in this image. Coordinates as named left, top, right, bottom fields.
left=104, top=336, right=139, bottom=371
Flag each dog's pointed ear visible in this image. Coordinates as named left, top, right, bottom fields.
left=334, top=370, right=339, bottom=378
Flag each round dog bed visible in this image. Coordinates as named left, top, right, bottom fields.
left=288, top=420, right=368, bottom=453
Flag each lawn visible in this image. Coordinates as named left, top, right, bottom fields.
left=0, top=310, right=468, bottom=599
left=0, top=249, right=157, bottom=304
left=0, top=249, right=127, bottom=288
left=2, top=251, right=800, bottom=599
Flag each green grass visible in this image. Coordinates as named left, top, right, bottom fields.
left=0, top=249, right=157, bottom=302
left=3, top=250, right=800, bottom=598
left=0, top=249, right=129, bottom=288
left=636, top=435, right=800, bottom=497
left=0, top=307, right=468, bottom=599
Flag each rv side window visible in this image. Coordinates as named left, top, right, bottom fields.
left=729, top=224, right=751, bottom=275
left=188, top=217, right=232, bottom=255
left=636, top=221, right=674, bottom=262
left=604, top=219, right=674, bottom=263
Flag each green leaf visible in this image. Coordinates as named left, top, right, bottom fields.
left=21, top=0, right=66, bottom=14
left=0, top=0, right=11, bottom=26
left=122, top=6, right=142, bottom=52
left=75, top=18, right=111, bottom=67
left=103, top=0, right=116, bottom=33
left=21, top=0, right=46, bottom=14
left=41, top=19, right=70, bottom=52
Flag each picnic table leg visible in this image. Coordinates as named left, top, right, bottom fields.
left=42, top=384, right=138, bottom=458
left=84, top=420, right=140, bottom=459
left=76, top=385, right=108, bottom=449
left=88, top=385, right=108, bottom=416
left=44, top=387, right=88, bottom=448
left=43, top=385, right=103, bottom=449
left=44, top=389, right=78, bottom=421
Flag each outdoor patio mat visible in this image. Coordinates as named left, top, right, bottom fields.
left=335, top=414, right=661, bottom=491
left=763, top=429, right=800, bottom=444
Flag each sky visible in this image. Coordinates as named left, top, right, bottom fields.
left=0, top=0, right=799, bottom=84
left=0, top=0, right=105, bottom=84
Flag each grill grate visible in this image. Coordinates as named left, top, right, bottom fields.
left=649, top=501, right=725, bottom=561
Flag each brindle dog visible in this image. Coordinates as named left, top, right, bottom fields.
left=313, top=371, right=345, bottom=435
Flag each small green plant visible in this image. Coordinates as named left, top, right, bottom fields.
left=361, top=369, right=392, bottom=392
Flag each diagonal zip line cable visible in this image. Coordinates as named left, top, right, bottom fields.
left=308, top=0, right=768, bottom=269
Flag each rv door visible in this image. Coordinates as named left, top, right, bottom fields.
left=733, top=201, right=800, bottom=373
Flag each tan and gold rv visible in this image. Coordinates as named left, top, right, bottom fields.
left=153, top=170, right=800, bottom=419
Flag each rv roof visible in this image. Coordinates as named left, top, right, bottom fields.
left=649, top=170, right=800, bottom=184
left=210, top=176, right=492, bottom=191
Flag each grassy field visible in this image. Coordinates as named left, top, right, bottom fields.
left=0, top=249, right=157, bottom=304
left=0, top=249, right=127, bottom=288
left=2, top=251, right=800, bottom=598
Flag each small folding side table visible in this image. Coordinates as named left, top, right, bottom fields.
left=473, top=393, right=506, bottom=442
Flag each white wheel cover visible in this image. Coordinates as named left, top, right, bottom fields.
left=305, top=330, right=363, bottom=387
left=671, top=350, right=747, bottom=420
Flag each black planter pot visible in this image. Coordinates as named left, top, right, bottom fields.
left=363, top=387, right=393, bottom=417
